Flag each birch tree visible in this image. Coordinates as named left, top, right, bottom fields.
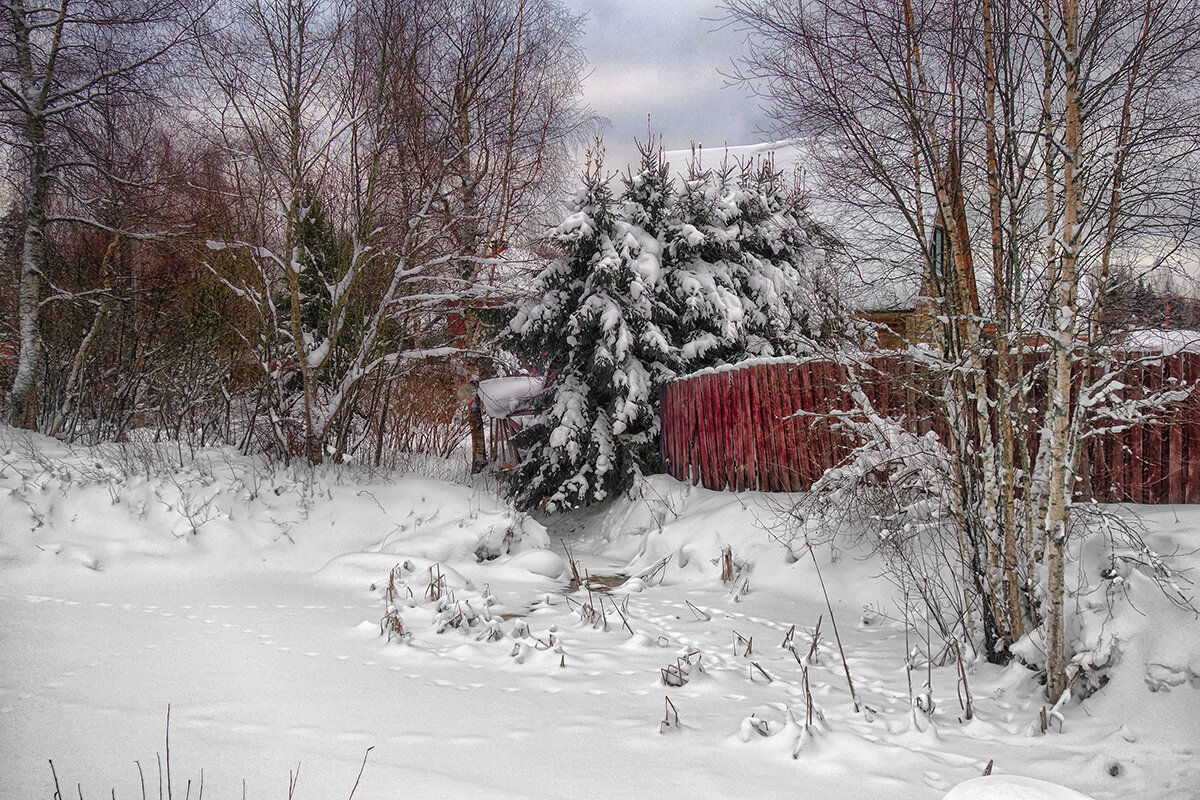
left=726, top=0, right=1200, bottom=702
left=0, top=0, right=202, bottom=427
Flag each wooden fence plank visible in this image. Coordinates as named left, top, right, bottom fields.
left=662, top=385, right=675, bottom=480
left=814, top=362, right=837, bottom=475
left=797, top=363, right=816, bottom=483
left=751, top=367, right=768, bottom=489
left=749, top=367, right=768, bottom=491
left=739, top=369, right=755, bottom=490
left=772, top=365, right=791, bottom=491
left=714, top=371, right=729, bottom=491
left=1087, top=361, right=1106, bottom=502
left=714, top=371, right=729, bottom=490
left=764, top=366, right=779, bottom=489
left=701, top=373, right=717, bottom=489
left=691, top=377, right=703, bottom=486
left=675, top=382, right=687, bottom=482
left=779, top=364, right=799, bottom=490
left=806, top=362, right=827, bottom=476
left=706, top=372, right=721, bottom=490
left=1145, top=358, right=1163, bottom=503
left=728, top=371, right=742, bottom=491
left=1187, top=354, right=1200, bottom=503
left=786, top=364, right=808, bottom=488
left=1168, top=355, right=1184, bottom=502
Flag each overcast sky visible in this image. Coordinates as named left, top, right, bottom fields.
left=560, top=0, right=773, bottom=173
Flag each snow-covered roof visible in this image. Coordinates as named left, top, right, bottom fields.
left=1118, top=328, right=1200, bottom=354
left=477, top=376, right=544, bottom=419
left=662, top=140, right=805, bottom=178
left=852, top=279, right=921, bottom=314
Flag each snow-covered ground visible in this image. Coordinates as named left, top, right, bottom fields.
left=1, top=429, right=1198, bottom=799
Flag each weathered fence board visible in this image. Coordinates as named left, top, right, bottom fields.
left=659, top=354, right=1200, bottom=504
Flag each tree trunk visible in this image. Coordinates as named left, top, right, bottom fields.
left=1045, top=0, right=1082, bottom=705
left=983, top=0, right=1023, bottom=647
left=9, top=118, right=49, bottom=429
left=468, top=384, right=488, bottom=473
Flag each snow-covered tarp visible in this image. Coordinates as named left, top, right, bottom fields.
left=477, top=376, right=544, bottom=419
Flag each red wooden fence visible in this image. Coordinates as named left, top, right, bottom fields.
left=659, top=354, right=1200, bottom=504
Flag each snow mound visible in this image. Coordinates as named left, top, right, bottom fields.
left=943, top=775, right=1097, bottom=800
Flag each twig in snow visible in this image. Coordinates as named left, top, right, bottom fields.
left=949, top=638, right=974, bottom=720
left=347, top=747, right=373, bottom=800
left=563, top=542, right=583, bottom=587
left=660, top=696, right=681, bottom=733
left=612, top=600, right=636, bottom=634
left=287, top=764, right=300, bottom=800
left=686, top=601, right=711, bottom=622
left=166, top=706, right=173, bottom=800
left=639, top=555, right=672, bottom=585
left=807, top=541, right=860, bottom=712
left=807, top=616, right=824, bottom=664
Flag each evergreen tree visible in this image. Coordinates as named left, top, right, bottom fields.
left=505, top=145, right=831, bottom=512
left=666, top=162, right=745, bottom=373
left=505, top=155, right=672, bottom=511
left=726, top=160, right=825, bottom=357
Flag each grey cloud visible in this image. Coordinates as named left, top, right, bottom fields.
left=562, top=0, right=769, bottom=172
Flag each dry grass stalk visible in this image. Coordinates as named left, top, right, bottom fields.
left=686, top=601, right=711, bottom=622
left=807, top=616, right=824, bottom=664
left=426, top=564, right=447, bottom=601
left=949, top=638, right=974, bottom=720
left=640, top=555, right=672, bottom=585
left=802, top=665, right=814, bottom=726
left=612, top=601, right=636, bottom=635
left=380, top=606, right=407, bottom=641
left=750, top=661, right=773, bottom=683
left=781, top=624, right=796, bottom=649
left=807, top=542, right=860, bottom=712
left=660, top=651, right=702, bottom=687
left=563, top=542, right=583, bottom=587
left=660, top=696, right=681, bottom=733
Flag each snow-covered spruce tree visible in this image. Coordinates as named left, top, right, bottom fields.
left=505, top=152, right=673, bottom=511
left=726, top=159, right=828, bottom=357
left=666, top=156, right=829, bottom=373
left=666, top=162, right=745, bottom=373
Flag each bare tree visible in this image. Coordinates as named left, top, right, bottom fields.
left=0, top=0, right=204, bottom=427
left=726, top=0, right=1200, bottom=702
left=416, top=0, right=591, bottom=472
left=193, top=0, right=589, bottom=465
